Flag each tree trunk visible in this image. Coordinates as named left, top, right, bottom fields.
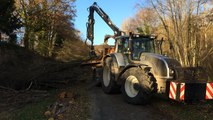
left=23, top=28, right=29, bottom=49
left=0, top=32, right=1, bottom=41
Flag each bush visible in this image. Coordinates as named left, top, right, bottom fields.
left=56, top=40, right=89, bottom=62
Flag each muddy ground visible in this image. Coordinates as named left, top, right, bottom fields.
left=89, top=86, right=168, bottom=120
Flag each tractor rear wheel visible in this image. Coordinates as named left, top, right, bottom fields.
left=121, top=67, right=157, bottom=104
left=102, top=57, right=120, bottom=94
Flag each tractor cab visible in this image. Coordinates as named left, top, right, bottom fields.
left=115, top=35, right=155, bottom=60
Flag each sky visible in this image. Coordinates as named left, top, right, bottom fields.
left=74, top=0, right=141, bottom=45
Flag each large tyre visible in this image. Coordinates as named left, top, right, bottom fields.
left=102, top=57, right=120, bottom=94
left=121, top=67, right=157, bottom=105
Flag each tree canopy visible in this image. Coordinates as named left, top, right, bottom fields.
left=0, top=0, right=22, bottom=43
left=15, top=0, right=77, bottom=56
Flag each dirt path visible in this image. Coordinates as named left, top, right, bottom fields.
left=89, top=86, right=169, bottom=120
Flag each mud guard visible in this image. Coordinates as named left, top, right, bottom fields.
left=102, top=53, right=126, bottom=83
left=116, top=64, right=148, bottom=85
left=103, top=53, right=126, bottom=66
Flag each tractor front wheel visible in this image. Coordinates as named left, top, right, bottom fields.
left=121, top=67, right=157, bottom=104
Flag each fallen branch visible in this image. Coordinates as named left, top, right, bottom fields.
left=0, top=89, right=49, bottom=112
left=26, top=81, right=33, bottom=91
left=0, top=86, right=18, bottom=93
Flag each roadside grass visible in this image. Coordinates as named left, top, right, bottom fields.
left=152, top=95, right=213, bottom=120
left=3, top=83, right=91, bottom=120
left=8, top=90, right=58, bottom=120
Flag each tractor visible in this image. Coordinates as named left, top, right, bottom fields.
left=84, top=2, right=213, bottom=104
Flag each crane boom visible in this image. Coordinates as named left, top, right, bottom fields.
left=86, top=2, right=122, bottom=52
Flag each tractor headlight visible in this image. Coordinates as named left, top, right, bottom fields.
left=169, top=68, right=174, bottom=77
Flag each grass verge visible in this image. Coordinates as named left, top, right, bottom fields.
left=152, top=95, right=213, bottom=120
left=6, top=90, right=58, bottom=120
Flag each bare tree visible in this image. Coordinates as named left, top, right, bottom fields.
left=148, top=0, right=213, bottom=67
left=121, top=7, right=159, bottom=35
left=121, top=18, right=138, bottom=33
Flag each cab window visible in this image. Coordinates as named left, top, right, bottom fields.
left=117, top=38, right=128, bottom=53
left=132, top=38, right=155, bottom=60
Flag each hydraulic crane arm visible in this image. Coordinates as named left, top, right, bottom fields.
left=86, top=2, right=122, bottom=53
